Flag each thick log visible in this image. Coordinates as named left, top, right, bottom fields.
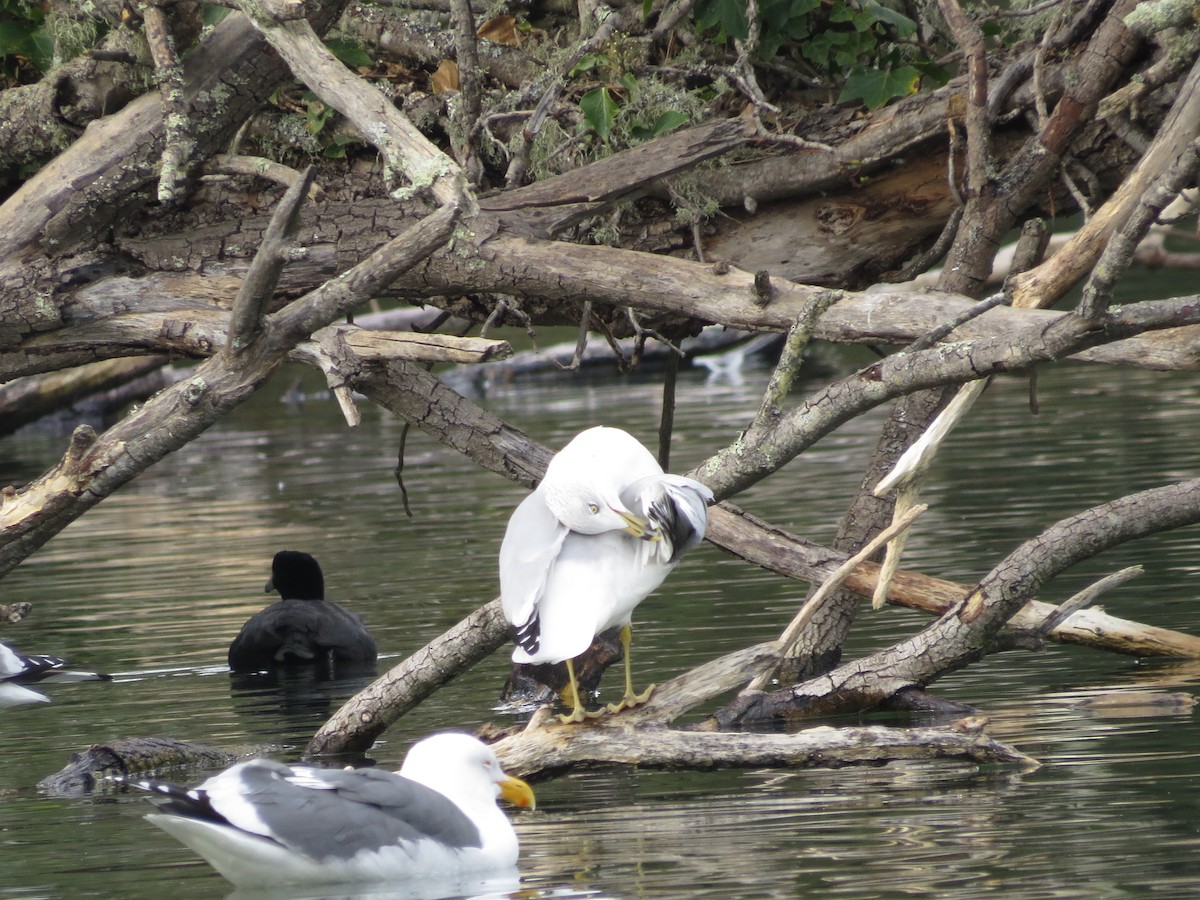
left=307, top=599, right=510, bottom=756
left=491, top=721, right=1038, bottom=780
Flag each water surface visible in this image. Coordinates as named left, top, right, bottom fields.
left=4, top=337, right=1200, bottom=898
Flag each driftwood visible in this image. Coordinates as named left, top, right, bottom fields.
left=5, top=1, right=1200, bottom=783
left=306, top=390, right=1200, bottom=755
left=492, top=718, right=1038, bottom=780
left=38, top=737, right=237, bottom=797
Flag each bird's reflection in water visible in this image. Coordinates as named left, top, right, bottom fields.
left=224, top=870, right=522, bottom=900
left=228, top=659, right=378, bottom=740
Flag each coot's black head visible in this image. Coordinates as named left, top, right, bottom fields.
left=266, top=551, right=325, bottom=601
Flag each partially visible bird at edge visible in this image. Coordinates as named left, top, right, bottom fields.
left=0, top=638, right=111, bottom=707
left=500, top=425, right=713, bottom=723
left=227, top=550, right=377, bottom=674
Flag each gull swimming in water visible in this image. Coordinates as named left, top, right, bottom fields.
left=128, top=732, right=535, bottom=888
left=500, top=425, right=712, bottom=722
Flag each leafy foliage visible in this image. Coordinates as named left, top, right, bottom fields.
left=572, top=51, right=694, bottom=144
left=692, top=0, right=944, bottom=109
left=0, top=0, right=53, bottom=84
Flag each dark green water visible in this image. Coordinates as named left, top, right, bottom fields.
left=4, top=340, right=1200, bottom=899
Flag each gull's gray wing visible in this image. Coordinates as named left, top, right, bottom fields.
left=167, top=761, right=482, bottom=862
left=498, top=489, right=568, bottom=656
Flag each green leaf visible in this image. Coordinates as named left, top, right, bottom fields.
left=323, top=134, right=359, bottom=158
left=619, top=72, right=640, bottom=100
left=325, top=39, right=374, bottom=69
left=694, top=0, right=749, bottom=41
left=570, top=53, right=610, bottom=76
left=0, top=18, right=36, bottom=57
left=914, top=60, right=952, bottom=87
left=863, top=0, right=917, bottom=37
left=580, top=86, right=619, bottom=140
left=838, top=64, right=921, bottom=109
left=803, top=29, right=850, bottom=67
left=650, top=109, right=688, bottom=136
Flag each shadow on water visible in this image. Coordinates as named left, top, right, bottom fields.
left=5, top=337, right=1200, bottom=898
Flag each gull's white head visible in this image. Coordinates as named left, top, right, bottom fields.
left=539, top=427, right=663, bottom=536
left=400, top=733, right=535, bottom=811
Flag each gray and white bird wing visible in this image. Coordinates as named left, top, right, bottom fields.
left=203, top=761, right=483, bottom=859
left=139, top=758, right=487, bottom=888
left=499, top=490, right=569, bottom=657
left=534, top=528, right=663, bottom=657
left=623, top=474, right=713, bottom=562
left=0, top=643, right=51, bottom=705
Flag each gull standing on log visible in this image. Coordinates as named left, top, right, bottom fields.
left=500, top=426, right=713, bottom=723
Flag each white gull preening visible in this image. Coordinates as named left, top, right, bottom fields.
left=130, top=733, right=535, bottom=888
left=500, top=425, right=712, bottom=722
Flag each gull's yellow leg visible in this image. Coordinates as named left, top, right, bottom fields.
left=557, top=658, right=590, bottom=723
left=605, top=624, right=655, bottom=714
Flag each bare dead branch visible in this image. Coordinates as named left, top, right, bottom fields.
left=493, top=720, right=1038, bottom=781
left=937, top=0, right=990, bottom=198
left=449, top=0, right=483, bottom=175
left=1035, top=565, right=1144, bottom=637
left=748, top=290, right=841, bottom=438
left=0, top=202, right=460, bottom=577
left=715, top=478, right=1200, bottom=727
left=204, top=154, right=325, bottom=199
left=504, top=13, right=620, bottom=187
left=1077, top=137, right=1200, bottom=319
left=307, top=600, right=509, bottom=755
left=226, top=166, right=316, bottom=354
left=142, top=4, right=193, bottom=203
left=1011, top=56, right=1200, bottom=309
left=234, top=0, right=463, bottom=205
left=748, top=503, right=928, bottom=691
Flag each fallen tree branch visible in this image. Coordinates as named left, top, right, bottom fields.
left=1034, top=565, right=1143, bottom=637
left=307, top=600, right=509, bottom=755
left=300, top=366, right=1200, bottom=754
left=1010, top=55, right=1200, bottom=309
left=749, top=502, right=928, bottom=691
left=714, top=477, right=1200, bottom=727
left=0, top=0, right=349, bottom=264
left=235, top=0, right=462, bottom=205
left=491, top=722, right=1038, bottom=780
left=0, top=202, right=460, bottom=576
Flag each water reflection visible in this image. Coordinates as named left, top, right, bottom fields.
left=229, top=663, right=379, bottom=735
left=225, top=874, right=525, bottom=900
left=4, top=352, right=1200, bottom=898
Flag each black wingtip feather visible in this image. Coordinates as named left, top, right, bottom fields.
left=511, top=612, right=541, bottom=656
left=119, top=777, right=229, bottom=825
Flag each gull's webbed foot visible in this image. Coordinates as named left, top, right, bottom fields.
left=556, top=705, right=590, bottom=724
left=605, top=683, right=656, bottom=714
